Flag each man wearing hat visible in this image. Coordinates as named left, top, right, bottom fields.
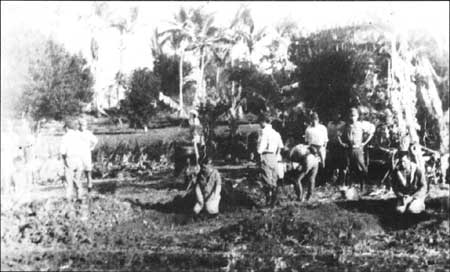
left=257, top=114, right=284, bottom=206
left=60, top=119, right=85, bottom=202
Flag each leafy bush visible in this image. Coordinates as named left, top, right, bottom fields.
left=21, top=39, right=94, bottom=120
left=120, top=68, right=160, bottom=128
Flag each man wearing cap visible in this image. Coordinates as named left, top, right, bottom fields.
left=392, top=153, right=427, bottom=214
left=193, top=157, right=222, bottom=217
left=60, top=119, right=85, bottom=202
left=305, top=112, right=328, bottom=168
left=78, top=119, right=98, bottom=193
left=338, top=107, right=375, bottom=194
left=257, top=115, right=284, bottom=206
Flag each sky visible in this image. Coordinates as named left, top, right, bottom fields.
left=1, top=1, right=449, bottom=109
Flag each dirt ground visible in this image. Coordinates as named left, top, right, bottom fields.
left=1, top=162, right=449, bottom=271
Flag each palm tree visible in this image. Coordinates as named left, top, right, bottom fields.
left=188, top=6, right=221, bottom=105
left=109, top=6, right=139, bottom=103
left=158, top=7, right=193, bottom=116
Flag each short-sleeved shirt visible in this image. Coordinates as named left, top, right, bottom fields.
left=327, top=121, right=345, bottom=143
left=305, top=124, right=328, bottom=146
left=257, top=125, right=284, bottom=154
left=341, top=121, right=375, bottom=147
left=60, top=129, right=85, bottom=158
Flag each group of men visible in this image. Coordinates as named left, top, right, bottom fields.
left=255, top=107, right=429, bottom=214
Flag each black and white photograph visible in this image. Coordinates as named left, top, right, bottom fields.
left=1, top=1, right=449, bottom=271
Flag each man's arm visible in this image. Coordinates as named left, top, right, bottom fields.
left=362, top=122, right=375, bottom=146
left=412, top=168, right=427, bottom=199
left=322, top=125, right=328, bottom=147
left=257, top=131, right=267, bottom=154
left=304, top=127, right=311, bottom=145
left=90, top=132, right=98, bottom=151
left=392, top=170, right=405, bottom=198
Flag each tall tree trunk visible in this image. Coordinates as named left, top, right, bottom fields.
left=199, top=47, right=206, bottom=101
left=179, top=50, right=184, bottom=116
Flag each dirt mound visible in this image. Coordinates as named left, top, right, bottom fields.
left=1, top=196, right=138, bottom=249
left=216, top=202, right=383, bottom=247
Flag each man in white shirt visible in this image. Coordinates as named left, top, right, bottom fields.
left=60, top=119, right=85, bottom=201
left=78, top=119, right=98, bottom=193
left=257, top=115, right=284, bottom=206
left=305, top=112, right=328, bottom=168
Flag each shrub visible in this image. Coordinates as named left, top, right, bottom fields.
left=21, top=39, right=94, bottom=121
left=120, top=68, right=160, bottom=128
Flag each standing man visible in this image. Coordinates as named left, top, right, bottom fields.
left=193, top=157, right=222, bottom=218
left=391, top=153, right=427, bottom=214
left=338, top=107, right=375, bottom=194
left=305, top=112, right=328, bottom=168
left=60, top=119, right=85, bottom=202
left=257, top=115, right=284, bottom=206
left=79, top=119, right=98, bottom=193
left=326, top=111, right=346, bottom=184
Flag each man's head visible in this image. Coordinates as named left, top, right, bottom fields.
left=64, top=119, right=77, bottom=131
left=310, top=112, right=319, bottom=126
left=200, top=156, right=214, bottom=174
left=258, top=114, right=270, bottom=128
left=349, top=107, right=359, bottom=123
left=332, top=110, right=342, bottom=122
left=398, top=152, right=412, bottom=170
left=79, top=119, right=88, bottom=131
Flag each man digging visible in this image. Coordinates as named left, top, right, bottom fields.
left=392, top=152, right=428, bottom=214
left=193, top=157, right=222, bottom=219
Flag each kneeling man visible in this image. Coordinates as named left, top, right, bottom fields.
left=392, top=152, right=427, bottom=214
left=194, top=157, right=222, bottom=217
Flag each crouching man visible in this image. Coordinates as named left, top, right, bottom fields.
left=193, top=157, right=222, bottom=218
left=392, top=152, right=427, bottom=214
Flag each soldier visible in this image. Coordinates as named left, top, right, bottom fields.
left=257, top=114, right=284, bottom=206
left=326, top=110, right=346, bottom=184
left=392, top=153, right=427, bottom=214
left=338, top=107, right=375, bottom=194
left=305, top=112, right=328, bottom=168
left=60, top=119, right=85, bottom=202
left=372, top=110, right=398, bottom=189
left=193, top=157, right=222, bottom=218
left=78, top=119, right=98, bottom=193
